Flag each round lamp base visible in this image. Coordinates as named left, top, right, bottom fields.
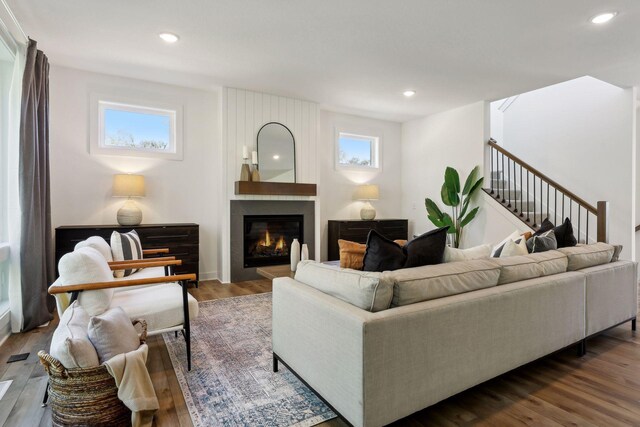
left=360, top=202, right=377, bottom=220
left=117, top=199, right=143, bottom=226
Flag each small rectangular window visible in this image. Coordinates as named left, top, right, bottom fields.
left=336, top=132, right=379, bottom=169
left=90, top=95, right=183, bottom=160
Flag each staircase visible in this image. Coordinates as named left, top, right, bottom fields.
left=484, top=139, right=609, bottom=243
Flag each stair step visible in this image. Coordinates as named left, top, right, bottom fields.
left=489, top=189, right=523, bottom=200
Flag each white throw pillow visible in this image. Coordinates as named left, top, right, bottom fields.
left=50, top=301, right=99, bottom=368
left=444, top=244, right=492, bottom=263
left=491, top=230, right=522, bottom=257
left=499, top=238, right=528, bottom=257
left=74, top=236, right=113, bottom=262
left=110, top=230, right=143, bottom=278
left=58, top=247, right=115, bottom=316
left=88, top=306, right=140, bottom=363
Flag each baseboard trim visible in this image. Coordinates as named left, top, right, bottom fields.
left=199, top=271, right=219, bottom=282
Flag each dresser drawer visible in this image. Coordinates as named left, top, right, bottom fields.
left=327, top=219, right=408, bottom=261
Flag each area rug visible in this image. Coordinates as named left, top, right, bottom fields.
left=162, top=292, right=336, bottom=427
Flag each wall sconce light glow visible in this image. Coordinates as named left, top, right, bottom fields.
left=159, top=32, right=180, bottom=43
left=590, top=12, right=617, bottom=24
left=403, top=90, right=416, bottom=97
left=273, top=154, right=280, bottom=160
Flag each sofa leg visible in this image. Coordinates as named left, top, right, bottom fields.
left=577, top=339, right=586, bottom=357
left=632, top=318, right=636, bottom=331
left=273, top=354, right=279, bottom=372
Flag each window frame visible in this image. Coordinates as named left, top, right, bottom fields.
left=90, top=93, right=184, bottom=160
left=334, top=128, right=381, bottom=171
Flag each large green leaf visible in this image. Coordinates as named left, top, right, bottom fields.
left=467, top=177, right=484, bottom=196
left=460, top=206, right=480, bottom=228
left=441, top=213, right=456, bottom=233
left=428, top=215, right=447, bottom=227
left=441, top=182, right=459, bottom=206
left=458, top=196, right=471, bottom=220
left=425, top=198, right=444, bottom=219
left=444, top=166, right=460, bottom=194
left=462, top=166, right=479, bottom=196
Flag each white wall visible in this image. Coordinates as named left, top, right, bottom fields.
left=49, top=65, right=221, bottom=279
left=497, top=76, right=636, bottom=260
left=401, top=101, right=530, bottom=247
left=318, top=110, right=402, bottom=260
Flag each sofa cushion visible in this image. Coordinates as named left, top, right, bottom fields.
left=50, top=301, right=99, bottom=368
left=494, top=250, right=568, bottom=285
left=499, top=238, right=528, bottom=257
left=557, top=243, right=615, bottom=271
left=339, top=239, right=407, bottom=270
left=491, top=230, right=521, bottom=257
left=74, top=236, right=113, bottom=262
left=88, top=306, right=140, bottom=363
left=526, top=230, right=558, bottom=253
left=444, top=244, right=492, bottom=263
left=111, top=230, right=143, bottom=278
left=388, top=259, right=501, bottom=307
left=58, top=247, right=115, bottom=316
left=110, top=283, right=200, bottom=331
left=403, top=227, right=448, bottom=268
left=294, top=260, right=393, bottom=311
left=362, top=230, right=406, bottom=272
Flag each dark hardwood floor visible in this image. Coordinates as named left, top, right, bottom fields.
left=1, top=279, right=638, bottom=426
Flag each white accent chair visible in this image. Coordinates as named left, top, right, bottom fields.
left=49, top=244, right=199, bottom=370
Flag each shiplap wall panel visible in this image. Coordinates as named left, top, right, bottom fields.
left=224, top=87, right=319, bottom=199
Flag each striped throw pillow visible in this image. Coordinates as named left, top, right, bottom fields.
left=110, top=230, right=143, bottom=278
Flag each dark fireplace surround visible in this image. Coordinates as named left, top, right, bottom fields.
left=230, top=200, right=315, bottom=282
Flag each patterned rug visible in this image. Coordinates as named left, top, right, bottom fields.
left=163, top=292, right=336, bottom=427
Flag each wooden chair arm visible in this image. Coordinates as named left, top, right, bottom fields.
left=142, top=248, right=170, bottom=255
left=108, top=259, right=182, bottom=271
left=49, top=273, right=196, bottom=294
left=109, top=256, right=175, bottom=265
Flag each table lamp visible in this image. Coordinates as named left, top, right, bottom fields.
left=113, top=174, right=145, bottom=225
left=354, top=184, right=379, bottom=220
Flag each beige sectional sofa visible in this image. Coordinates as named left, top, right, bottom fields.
left=272, top=243, right=637, bottom=427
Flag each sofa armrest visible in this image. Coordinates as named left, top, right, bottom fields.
left=49, top=273, right=196, bottom=294
left=272, top=277, right=372, bottom=427
left=108, top=259, right=182, bottom=271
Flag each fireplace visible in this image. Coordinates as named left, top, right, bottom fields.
left=243, top=215, right=304, bottom=268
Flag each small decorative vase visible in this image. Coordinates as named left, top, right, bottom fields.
left=240, top=162, right=251, bottom=181
left=251, top=165, right=261, bottom=182
left=290, top=238, right=301, bottom=272
left=301, top=244, right=309, bottom=261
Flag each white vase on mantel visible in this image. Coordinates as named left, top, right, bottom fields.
left=290, top=238, right=301, bottom=272
left=301, top=244, right=309, bottom=261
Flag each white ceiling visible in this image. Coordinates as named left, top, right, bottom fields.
left=7, top=0, right=640, bottom=121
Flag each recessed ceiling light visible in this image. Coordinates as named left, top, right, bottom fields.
left=273, top=154, right=280, bottom=160
left=403, top=90, right=416, bottom=97
left=159, top=32, right=179, bottom=43
left=590, top=12, right=617, bottom=24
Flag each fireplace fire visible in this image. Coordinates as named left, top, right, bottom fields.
left=244, top=215, right=303, bottom=267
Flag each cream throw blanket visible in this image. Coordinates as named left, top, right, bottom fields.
left=105, top=343, right=159, bottom=427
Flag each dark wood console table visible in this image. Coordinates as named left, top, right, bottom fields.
left=55, top=223, right=199, bottom=281
left=327, top=219, right=408, bottom=261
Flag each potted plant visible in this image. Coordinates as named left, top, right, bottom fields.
left=425, top=166, right=484, bottom=248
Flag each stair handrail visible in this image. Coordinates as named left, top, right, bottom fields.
left=488, top=139, right=596, bottom=214
left=487, top=138, right=608, bottom=243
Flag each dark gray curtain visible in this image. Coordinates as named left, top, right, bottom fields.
left=19, top=39, right=54, bottom=331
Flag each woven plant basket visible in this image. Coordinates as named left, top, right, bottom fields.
left=38, top=319, right=148, bottom=427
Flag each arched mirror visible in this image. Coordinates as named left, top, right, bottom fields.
left=257, top=122, right=296, bottom=183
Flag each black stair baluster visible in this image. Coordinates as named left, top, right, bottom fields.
left=533, top=175, right=537, bottom=228
left=519, top=164, right=523, bottom=216
left=554, top=188, right=558, bottom=226
left=507, top=159, right=512, bottom=208
left=586, top=212, right=589, bottom=243
left=490, top=147, right=494, bottom=194
left=495, top=148, right=500, bottom=199
left=540, top=177, right=543, bottom=222
left=578, top=207, right=581, bottom=244
left=527, top=169, right=531, bottom=222
left=569, top=198, right=572, bottom=225
left=501, top=153, right=506, bottom=203
left=562, top=194, right=565, bottom=219
left=546, top=182, right=550, bottom=220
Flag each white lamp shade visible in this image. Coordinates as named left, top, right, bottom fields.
left=113, top=174, right=145, bottom=197
left=353, top=184, right=379, bottom=201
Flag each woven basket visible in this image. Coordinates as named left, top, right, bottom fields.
left=39, top=319, right=148, bottom=427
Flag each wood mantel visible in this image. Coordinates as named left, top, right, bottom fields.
left=234, top=181, right=317, bottom=196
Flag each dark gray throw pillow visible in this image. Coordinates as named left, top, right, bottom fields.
left=362, top=230, right=406, bottom=272
left=403, top=226, right=448, bottom=268
left=534, top=217, right=577, bottom=248
left=527, top=230, right=557, bottom=253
